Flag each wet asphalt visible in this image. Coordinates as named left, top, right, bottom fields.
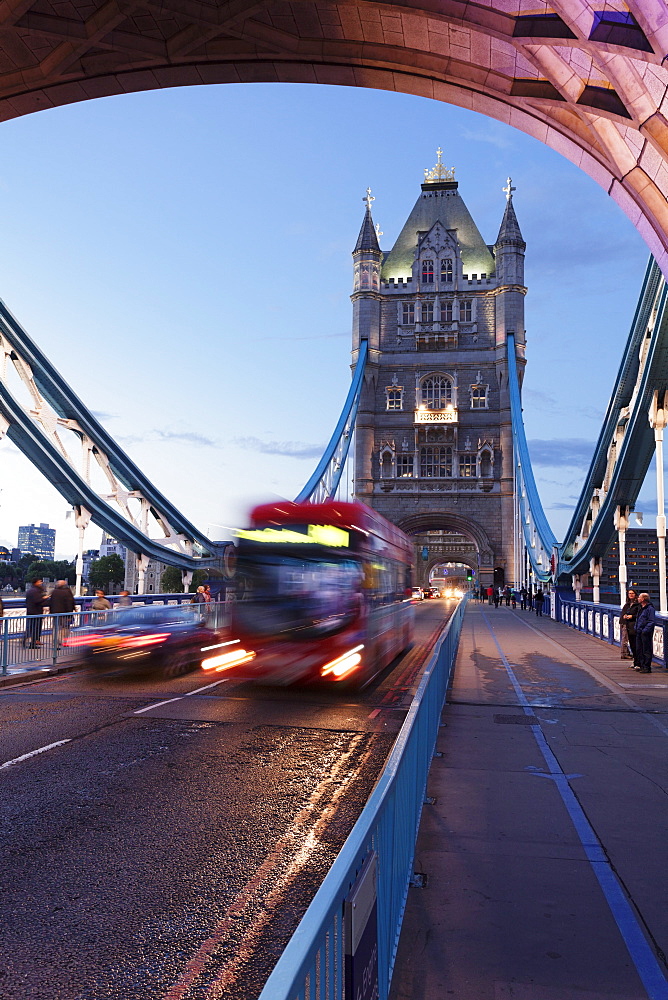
left=0, top=599, right=453, bottom=1000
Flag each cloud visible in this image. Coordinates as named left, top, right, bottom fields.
left=91, top=410, right=118, bottom=421
left=235, top=436, right=326, bottom=459
left=460, top=126, right=513, bottom=150
left=548, top=501, right=578, bottom=510
left=154, top=429, right=217, bottom=448
left=527, top=438, right=595, bottom=467
left=523, top=388, right=559, bottom=412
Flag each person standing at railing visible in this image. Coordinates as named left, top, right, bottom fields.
left=635, top=592, right=656, bottom=673
left=534, top=588, right=545, bottom=617
left=25, top=578, right=48, bottom=648
left=619, top=589, right=639, bottom=663
left=115, top=590, right=132, bottom=609
left=50, top=580, right=76, bottom=647
left=520, top=587, right=528, bottom=611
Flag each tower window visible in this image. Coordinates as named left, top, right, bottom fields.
left=421, top=301, right=434, bottom=323
left=441, top=259, right=453, bottom=282
left=460, top=299, right=472, bottom=322
left=442, top=299, right=453, bottom=323
left=421, top=376, right=452, bottom=410
left=459, top=455, right=476, bottom=477
left=402, top=302, right=415, bottom=325
left=386, top=387, right=403, bottom=411
left=396, top=455, right=414, bottom=478
left=420, top=446, right=452, bottom=478
left=422, top=260, right=434, bottom=283
left=471, top=385, right=488, bottom=409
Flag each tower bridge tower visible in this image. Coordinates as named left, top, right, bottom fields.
left=351, top=153, right=526, bottom=589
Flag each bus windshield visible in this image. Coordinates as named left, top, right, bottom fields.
left=233, top=551, right=363, bottom=639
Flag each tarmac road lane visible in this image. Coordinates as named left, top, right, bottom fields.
left=0, top=599, right=454, bottom=1000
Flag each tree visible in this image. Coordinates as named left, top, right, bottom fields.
left=160, top=566, right=184, bottom=593
left=189, top=569, right=208, bottom=593
left=88, top=554, right=125, bottom=590
left=26, top=559, right=76, bottom=585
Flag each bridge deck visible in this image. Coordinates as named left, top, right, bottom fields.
left=390, top=601, right=668, bottom=1000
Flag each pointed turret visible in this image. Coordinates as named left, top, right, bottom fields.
left=495, top=179, right=525, bottom=249
left=354, top=203, right=381, bottom=254
left=494, top=177, right=526, bottom=349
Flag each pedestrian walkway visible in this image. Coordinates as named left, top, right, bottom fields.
left=389, top=601, right=668, bottom=1000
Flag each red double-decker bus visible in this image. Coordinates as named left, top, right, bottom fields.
left=202, top=500, right=414, bottom=687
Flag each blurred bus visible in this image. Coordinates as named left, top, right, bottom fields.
left=203, top=500, right=413, bottom=687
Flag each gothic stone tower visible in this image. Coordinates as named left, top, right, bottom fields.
left=351, top=154, right=526, bottom=589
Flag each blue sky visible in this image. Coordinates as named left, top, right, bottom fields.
left=0, top=82, right=651, bottom=558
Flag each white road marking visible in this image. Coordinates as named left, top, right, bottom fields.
left=133, top=677, right=230, bottom=715
left=0, top=739, right=71, bottom=769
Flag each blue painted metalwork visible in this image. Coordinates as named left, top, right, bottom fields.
left=295, top=340, right=368, bottom=504
left=559, top=258, right=668, bottom=576
left=0, top=299, right=216, bottom=569
left=257, top=595, right=468, bottom=1000
left=507, top=333, right=557, bottom=582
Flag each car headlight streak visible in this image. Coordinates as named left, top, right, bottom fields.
left=201, top=646, right=256, bottom=671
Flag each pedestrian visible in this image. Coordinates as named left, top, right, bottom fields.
left=619, top=589, right=639, bottom=662
left=511, top=589, right=517, bottom=609
left=50, top=579, right=75, bottom=646
left=520, top=587, right=528, bottom=611
left=25, top=577, right=48, bottom=647
left=192, top=586, right=206, bottom=606
left=115, top=590, right=132, bottom=608
left=486, top=585, right=494, bottom=605
left=504, top=586, right=511, bottom=607
left=534, top=587, right=545, bottom=617
left=635, top=592, right=656, bottom=673
left=493, top=588, right=500, bottom=608
left=91, top=589, right=111, bottom=614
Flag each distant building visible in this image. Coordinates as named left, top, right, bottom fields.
left=124, top=555, right=169, bottom=595
left=602, top=528, right=661, bottom=600
left=18, top=522, right=55, bottom=560
left=100, top=533, right=127, bottom=562
left=0, top=546, right=9, bottom=562
left=10, top=548, right=21, bottom=563
left=82, top=549, right=99, bottom=585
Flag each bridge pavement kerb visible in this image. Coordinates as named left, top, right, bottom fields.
left=389, top=601, right=668, bottom=1000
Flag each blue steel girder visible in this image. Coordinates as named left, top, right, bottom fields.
left=0, top=298, right=216, bottom=569
left=295, top=339, right=368, bottom=504
left=559, top=257, right=668, bottom=578
left=507, top=333, right=557, bottom=583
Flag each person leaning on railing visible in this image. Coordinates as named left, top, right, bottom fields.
left=619, top=589, right=639, bottom=663
left=635, top=593, right=656, bottom=674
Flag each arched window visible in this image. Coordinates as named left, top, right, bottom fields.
left=421, top=300, right=434, bottom=323
left=441, top=259, right=453, bottom=282
left=421, top=376, right=453, bottom=410
left=380, top=448, right=393, bottom=479
left=442, top=299, right=453, bottom=323
left=420, top=446, right=452, bottom=478
left=422, top=259, right=434, bottom=283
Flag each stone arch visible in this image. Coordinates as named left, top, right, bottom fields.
left=0, top=4, right=666, bottom=268
left=424, top=554, right=476, bottom=588
left=397, top=510, right=494, bottom=566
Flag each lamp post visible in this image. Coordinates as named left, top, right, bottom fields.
left=649, top=390, right=668, bottom=614
left=614, top=506, right=630, bottom=610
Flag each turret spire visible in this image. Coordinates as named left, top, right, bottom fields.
left=496, top=178, right=525, bottom=247
left=354, top=188, right=381, bottom=253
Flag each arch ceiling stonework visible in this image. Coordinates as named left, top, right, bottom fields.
left=1, top=2, right=668, bottom=262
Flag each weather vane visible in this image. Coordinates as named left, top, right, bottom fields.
left=375, top=222, right=383, bottom=238
left=503, top=176, right=516, bottom=201
left=364, top=187, right=375, bottom=211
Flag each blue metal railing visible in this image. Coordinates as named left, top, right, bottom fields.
left=258, top=594, right=468, bottom=1000
left=556, top=594, right=667, bottom=667
left=295, top=340, right=368, bottom=504
left=0, top=598, right=229, bottom=675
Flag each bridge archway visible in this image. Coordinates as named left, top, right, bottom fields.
left=0, top=3, right=667, bottom=266
left=396, top=510, right=494, bottom=590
